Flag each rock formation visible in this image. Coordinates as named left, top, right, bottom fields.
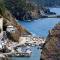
left=40, top=23, right=60, bottom=60
left=0, top=0, right=31, bottom=42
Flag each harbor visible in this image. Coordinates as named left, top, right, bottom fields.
left=0, top=0, right=60, bottom=59
left=0, top=18, right=59, bottom=60
left=0, top=34, right=45, bottom=57
left=17, top=8, right=60, bottom=60
left=0, top=6, right=60, bottom=60
left=0, top=18, right=45, bottom=58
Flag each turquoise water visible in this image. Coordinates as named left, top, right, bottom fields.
left=18, top=18, right=60, bottom=37
left=11, top=8, right=60, bottom=60
left=50, top=8, right=60, bottom=15
left=17, top=8, right=60, bottom=37
left=11, top=18, right=60, bottom=60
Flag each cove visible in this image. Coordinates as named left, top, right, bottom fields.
left=18, top=18, right=60, bottom=37
left=10, top=8, right=60, bottom=60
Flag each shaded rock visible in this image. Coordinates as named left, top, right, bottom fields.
left=40, top=23, right=60, bottom=60
left=3, top=9, right=31, bottom=42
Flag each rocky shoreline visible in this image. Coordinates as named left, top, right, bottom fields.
left=40, top=23, right=60, bottom=60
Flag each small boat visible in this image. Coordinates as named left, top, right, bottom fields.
left=37, top=46, right=41, bottom=49
left=14, top=50, right=32, bottom=57
left=14, top=52, right=32, bottom=57
left=31, top=44, right=35, bottom=47
left=23, top=19, right=33, bottom=22
left=15, top=47, right=32, bottom=57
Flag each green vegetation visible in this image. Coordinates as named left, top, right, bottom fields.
left=30, top=0, right=60, bottom=7
left=0, top=0, right=6, bottom=15
left=4, top=0, right=34, bottom=11
left=4, top=0, right=35, bottom=20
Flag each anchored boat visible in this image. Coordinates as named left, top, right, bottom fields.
left=15, top=47, right=32, bottom=57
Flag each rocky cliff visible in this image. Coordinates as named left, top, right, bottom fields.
left=3, top=10, right=31, bottom=42
left=29, top=0, right=60, bottom=7
left=0, top=0, right=56, bottom=21
left=0, top=0, right=31, bottom=42
left=4, top=0, right=40, bottom=20
left=4, top=0, right=52, bottom=20
left=40, top=23, right=60, bottom=60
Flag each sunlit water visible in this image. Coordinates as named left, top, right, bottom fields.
left=50, top=8, right=60, bottom=15
left=18, top=18, right=60, bottom=37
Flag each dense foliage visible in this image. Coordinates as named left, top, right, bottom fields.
left=4, top=0, right=34, bottom=20
left=0, top=0, right=59, bottom=20
left=0, top=0, right=5, bottom=15
left=28, top=0, right=60, bottom=7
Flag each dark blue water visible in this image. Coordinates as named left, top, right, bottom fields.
left=18, top=18, right=60, bottom=37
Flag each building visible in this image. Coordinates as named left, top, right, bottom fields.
left=0, top=17, right=3, bottom=33
left=19, top=35, right=32, bottom=44
left=6, top=25, right=16, bottom=33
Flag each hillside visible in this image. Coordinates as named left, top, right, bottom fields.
left=0, top=0, right=58, bottom=21
left=0, top=0, right=31, bottom=42
left=4, top=0, right=41, bottom=20
left=28, top=0, right=60, bottom=7
left=4, top=0, right=53, bottom=20
left=40, top=23, right=60, bottom=60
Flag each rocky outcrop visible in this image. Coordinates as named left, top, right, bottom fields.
left=40, top=23, right=60, bottom=60
left=4, top=0, right=34, bottom=20
left=0, top=0, right=31, bottom=41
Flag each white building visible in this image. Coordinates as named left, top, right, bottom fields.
left=0, top=17, right=3, bottom=41
left=0, top=17, right=3, bottom=32
left=19, top=36, right=32, bottom=44
left=0, top=44, right=3, bottom=50
left=6, top=25, right=16, bottom=33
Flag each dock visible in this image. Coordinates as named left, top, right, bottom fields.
left=1, top=50, right=32, bottom=57
left=19, top=36, right=46, bottom=46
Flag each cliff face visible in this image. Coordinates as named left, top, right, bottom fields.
left=40, top=23, right=60, bottom=60
left=0, top=0, right=31, bottom=42
left=3, top=10, right=31, bottom=42
left=29, top=0, right=60, bottom=7
left=4, top=0, right=50, bottom=20
left=4, top=0, right=39, bottom=20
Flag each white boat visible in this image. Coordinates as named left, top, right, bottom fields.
left=15, top=47, right=32, bottom=57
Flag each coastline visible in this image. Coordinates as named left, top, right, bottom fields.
left=16, top=20, right=32, bottom=35
left=16, top=14, right=60, bottom=22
